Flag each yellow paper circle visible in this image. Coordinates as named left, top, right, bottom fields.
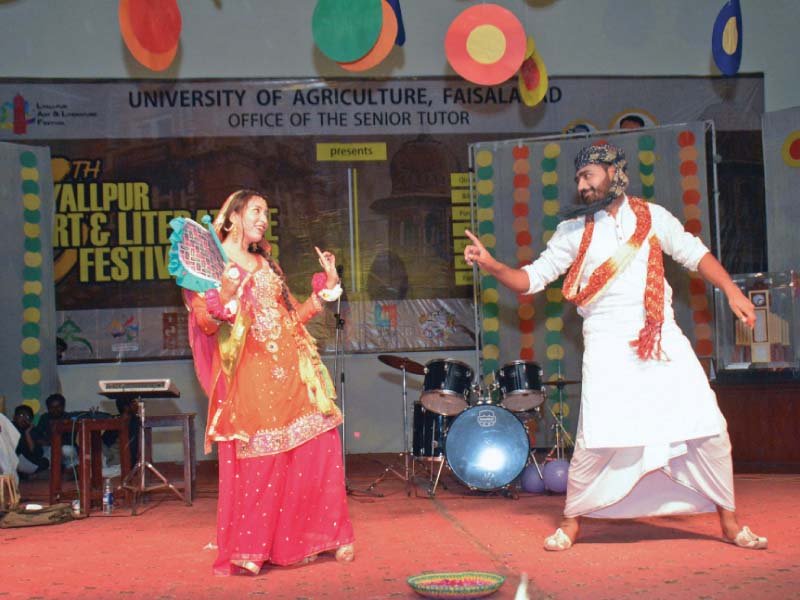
left=24, top=252, right=43, bottom=267
left=483, top=344, right=500, bottom=360
left=518, top=304, right=535, bottom=320
left=546, top=345, right=564, bottom=360
left=482, top=288, right=499, bottom=303
left=21, top=167, right=39, bottom=181
left=23, top=308, right=41, bottom=323
left=24, top=281, right=43, bottom=295
left=476, top=150, right=494, bottom=167
left=21, top=337, right=41, bottom=354
left=541, top=171, right=558, bottom=185
left=477, top=208, right=495, bottom=222
left=545, top=288, right=563, bottom=302
left=476, top=180, right=494, bottom=195
left=483, top=317, right=500, bottom=331
left=552, top=401, right=570, bottom=418
left=22, top=368, right=41, bottom=385
left=542, top=200, right=560, bottom=216
left=480, top=233, right=497, bottom=248
left=638, top=150, right=655, bottom=165
left=640, top=174, right=655, bottom=186
left=545, top=317, right=563, bottom=331
left=22, top=398, right=41, bottom=414
left=542, top=230, right=554, bottom=243
left=24, top=223, right=41, bottom=237
left=466, top=24, right=506, bottom=65
left=23, top=194, right=41, bottom=211
left=543, top=143, right=561, bottom=159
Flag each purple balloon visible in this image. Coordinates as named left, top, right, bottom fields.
left=543, top=459, right=570, bottom=493
left=520, top=464, right=546, bottom=493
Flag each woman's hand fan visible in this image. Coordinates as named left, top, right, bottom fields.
left=168, top=215, right=228, bottom=292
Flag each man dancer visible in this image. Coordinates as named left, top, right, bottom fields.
left=463, top=143, right=767, bottom=551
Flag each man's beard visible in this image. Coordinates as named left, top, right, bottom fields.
left=559, top=182, right=614, bottom=219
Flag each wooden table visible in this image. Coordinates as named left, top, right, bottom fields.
left=49, top=416, right=132, bottom=514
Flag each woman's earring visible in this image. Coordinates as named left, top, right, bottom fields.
left=231, top=222, right=241, bottom=243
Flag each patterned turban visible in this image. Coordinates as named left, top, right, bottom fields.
left=574, top=143, right=629, bottom=197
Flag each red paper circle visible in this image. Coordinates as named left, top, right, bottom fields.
left=444, top=4, right=526, bottom=86
left=119, top=0, right=179, bottom=72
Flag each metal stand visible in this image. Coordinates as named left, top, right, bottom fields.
left=121, top=398, right=185, bottom=515
left=331, top=291, right=350, bottom=488
left=546, top=381, right=576, bottom=461
left=361, top=364, right=413, bottom=497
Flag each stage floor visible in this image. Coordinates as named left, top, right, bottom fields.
left=2, top=455, right=798, bottom=600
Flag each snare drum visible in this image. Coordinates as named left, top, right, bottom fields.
left=495, top=360, right=545, bottom=412
left=444, top=404, right=529, bottom=491
left=420, top=359, right=473, bottom=416
left=412, top=403, right=450, bottom=459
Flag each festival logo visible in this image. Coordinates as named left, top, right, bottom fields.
left=0, top=94, right=35, bottom=134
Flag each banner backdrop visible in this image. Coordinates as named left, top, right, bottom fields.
left=470, top=122, right=713, bottom=437
left=0, top=77, right=761, bottom=362
left=762, top=105, right=800, bottom=273
left=0, top=141, right=57, bottom=413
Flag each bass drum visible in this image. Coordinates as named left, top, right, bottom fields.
left=444, top=404, right=530, bottom=491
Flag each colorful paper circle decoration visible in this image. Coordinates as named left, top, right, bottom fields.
left=781, top=131, right=800, bottom=168
left=119, top=0, right=182, bottom=72
left=312, top=0, right=384, bottom=63
left=339, top=1, right=397, bottom=72
left=712, top=0, right=742, bottom=76
left=518, top=36, right=548, bottom=107
left=445, top=4, right=526, bottom=86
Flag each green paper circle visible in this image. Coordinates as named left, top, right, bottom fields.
left=482, top=358, right=499, bottom=375
left=477, top=166, right=493, bottom=180
left=21, top=180, right=39, bottom=194
left=639, top=163, right=654, bottom=175
left=481, top=275, right=498, bottom=289
left=22, top=294, right=41, bottom=309
left=483, top=331, right=500, bottom=346
left=24, top=209, right=41, bottom=224
left=312, top=0, right=383, bottom=63
left=477, top=194, right=494, bottom=208
left=23, top=384, right=40, bottom=398
left=541, top=157, right=557, bottom=171
left=542, top=215, right=560, bottom=231
left=22, top=322, right=40, bottom=338
left=20, top=152, right=38, bottom=168
left=478, top=221, right=494, bottom=235
left=25, top=237, right=42, bottom=252
left=545, top=302, right=563, bottom=317
left=545, top=331, right=562, bottom=345
left=638, top=136, right=656, bottom=151
left=482, top=303, right=499, bottom=318
left=22, top=354, right=40, bottom=369
left=642, top=185, right=655, bottom=197
left=23, top=266, right=42, bottom=280
left=542, top=185, right=559, bottom=200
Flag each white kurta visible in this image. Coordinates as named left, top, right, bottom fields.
left=522, top=196, right=734, bottom=517
left=0, top=413, right=21, bottom=487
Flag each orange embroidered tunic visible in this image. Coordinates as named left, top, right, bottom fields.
left=188, top=258, right=341, bottom=458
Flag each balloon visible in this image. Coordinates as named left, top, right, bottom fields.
left=520, top=464, right=546, bottom=493
left=543, top=459, right=569, bottom=493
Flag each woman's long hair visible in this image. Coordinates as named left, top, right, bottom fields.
left=217, top=189, right=294, bottom=311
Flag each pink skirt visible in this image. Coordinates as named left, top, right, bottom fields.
left=213, top=428, right=354, bottom=575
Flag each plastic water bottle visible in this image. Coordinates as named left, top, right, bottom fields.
left=102, top=478, right=114, bottom=514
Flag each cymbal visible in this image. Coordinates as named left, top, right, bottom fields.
left=543, top=379, right=582, bottom=386
left=377, top=354, right=425, bottom=375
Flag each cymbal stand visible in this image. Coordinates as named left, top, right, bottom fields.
left=121, top=397, right=185, bottom=515
left=361, top=364, right=412, bottom=497
left=546, top=381, right=575, bottom=461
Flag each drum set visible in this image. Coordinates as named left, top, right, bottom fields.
left=373, top=355, right=577, bottom=497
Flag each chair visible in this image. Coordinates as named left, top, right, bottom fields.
left=0, top=474, right=20, bottom=510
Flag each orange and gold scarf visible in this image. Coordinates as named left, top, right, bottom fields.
left=562, top=197, right=666, bottom=360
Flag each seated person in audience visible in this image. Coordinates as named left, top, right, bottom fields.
left=12, top=405, right=50, bottom=478
left=102, top=397, right=140, bottom=470
left=32, top=393, right=79, bottom=470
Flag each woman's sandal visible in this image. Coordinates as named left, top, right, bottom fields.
left=543, top=528, right=573, bottom=552
left=727, top=526, right=768, bottom=550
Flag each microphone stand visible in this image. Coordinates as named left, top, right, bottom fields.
left=332, top=289, right=350, bottom=491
